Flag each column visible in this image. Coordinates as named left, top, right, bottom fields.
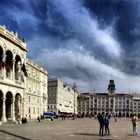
left=73, top=91, right=75, bottom=115
left=12, top=60, right=15, bottom=80
left=108, top=97, right=110, bottom=114
left=12, top=97, right=15, bottom=121
left=97, top=98, right=98, bottom=114
left=100, top=97, right=102, bottom=112
left=93, top=97, right=94, bottom=114
left=125, top=99, right=126, bottom=117
left=129, top=100, right=130, bottom=117
left=20, top=100, right=22, bottom=119
left=2, top=97, right=7, bottom=122
left=113, top=96, right=115, bottom=115
left=2, top=54, right=6, bottom=79
left=22, top=97, right=25, bottom=117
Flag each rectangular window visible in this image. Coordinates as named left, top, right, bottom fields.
left=29, top=96, right=31, bottom=102
left=28, top=107, right=30, bottom=113
left=34, top=107, right=35, bottom=114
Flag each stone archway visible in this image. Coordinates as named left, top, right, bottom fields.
left=15, top=93, right=22, bottom=120
left=0, top=90, right=3, bottom=120
left=6, top=92, right=13, bottom=120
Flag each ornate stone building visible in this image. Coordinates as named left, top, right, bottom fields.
left=48, top=78, right=78, bottom=115
left=78, top=80, right=136, bottom=117
left=0, top=25, right=48, bottom=122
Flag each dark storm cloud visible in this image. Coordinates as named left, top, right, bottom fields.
left=0, top=0, right=39, bottom=39
left=83, top=0, right=140, bottom=75
left=1, top=0, right=140, bottom=92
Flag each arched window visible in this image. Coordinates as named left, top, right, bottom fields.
left=6, top=50, right=13, bottom=79
left=15, top=55, right=21, bottom=80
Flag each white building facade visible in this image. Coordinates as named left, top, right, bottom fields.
left=0, top=25, right=48, bottom=122
left=0, top=25, right=27, bottom=122
left=48, top=78, right=78, bottom=115
left=133, top=94, right=140, bottom=117
left=78, top=80, right=138, bottom=117
left=78, top=93, right=133, bottom=117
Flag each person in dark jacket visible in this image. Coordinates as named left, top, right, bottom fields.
left=97, top=113, right=104, bottom=136
left=104, top=115, right=110, bottom=135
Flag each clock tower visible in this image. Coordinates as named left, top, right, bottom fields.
left=108, top=79, right=116, bottom=115
left=108, top=79, right=116, bottom=95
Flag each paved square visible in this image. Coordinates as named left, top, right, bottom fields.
left=0, top=117, right=140, bottom=140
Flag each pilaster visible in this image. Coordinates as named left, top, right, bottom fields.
left=12, top=60, right=15, bottom=80
left=12, top=97, right=15, bottom=121
left=2, top=97, right=7, bottom=122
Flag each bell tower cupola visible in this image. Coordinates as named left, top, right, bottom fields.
left=108, top=79, right=116, bottom=94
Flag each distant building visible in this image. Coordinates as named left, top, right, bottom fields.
left=48, top=78, right=78, bottom=115
left=133, top=93, right=140, bottom=117
left=78, top=80, right=139, bottom=117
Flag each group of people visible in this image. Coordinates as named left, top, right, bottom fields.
left=37, top=115, right=45, bottom=122
left=97, top=113, right=139, bottom=136
left=97, top=113, right=110, bottom=136
left=61, top=114, right=75, bottom=120
left=21, top=116, right=27, bottom=124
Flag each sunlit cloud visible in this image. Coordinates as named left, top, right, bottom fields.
left=47, top=0, right=122, bottom=58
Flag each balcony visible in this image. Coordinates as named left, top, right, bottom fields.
left=15, top=80, right=22, bottom=85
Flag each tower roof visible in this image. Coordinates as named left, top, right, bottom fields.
left=108, top=79, right=116, bottom=93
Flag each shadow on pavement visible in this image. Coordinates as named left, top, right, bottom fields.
left=127, top=134, right=140, bottom=137
left=74, top=132, right=99, bottom=136
left=98, top=139, right=117, bottom=140
left=0, top=130, right=33, bottom=140
left=127, top=134, right=134, bottom=136
left=74, top=133, right=117, bottom=140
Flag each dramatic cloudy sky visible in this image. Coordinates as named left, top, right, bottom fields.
left=1, top=0, right=140, bottom=93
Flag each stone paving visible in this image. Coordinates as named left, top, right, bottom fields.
left=0, top=117, right=139, bottom=140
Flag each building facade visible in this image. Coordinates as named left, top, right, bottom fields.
left=48, top=78, right=78, bottom=115
left=24, top=59, right=48, bottom=119
left=133, top=93, right=140, bottom=117
left=0, top=25, right=48, bottom=122
left=78, top=80, right=137, bottom=117
left=0, top=25, right=27, bottom=122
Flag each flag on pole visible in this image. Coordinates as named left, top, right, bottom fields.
left=21, top=63, right=28, bottom=77
left=1, top=55, right=6, bottom=68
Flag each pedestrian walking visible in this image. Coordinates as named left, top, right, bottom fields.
left=97, top=113, right=104, bottom=136
left=72, top=114, right=75, bottom=120
left=37, top=116, right=41, bottom=122
left=114, top=115, right=117, bottom=122
left=132, top=114, right=138, bottom=135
